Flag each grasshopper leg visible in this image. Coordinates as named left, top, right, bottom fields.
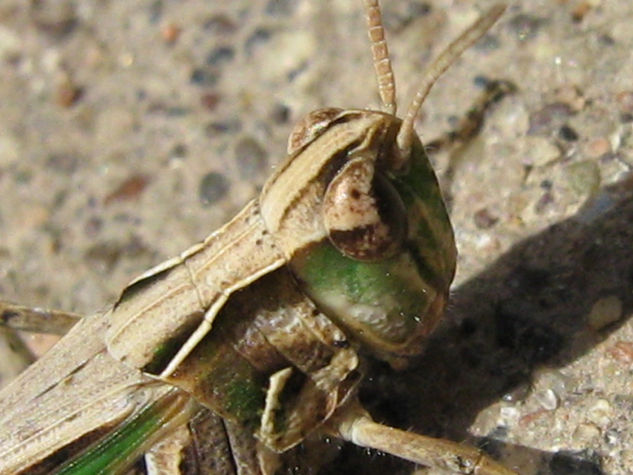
left=0, top=299, right=82, bottom=335
left=330, top=400, right=517, bottom=475
left=425, top=79, right=516, bottom=154
left=0, top=299, right=81, bottom=386
left=425, top=79, right=516, bottom=214
left=146, top=404, right=279, bottom=475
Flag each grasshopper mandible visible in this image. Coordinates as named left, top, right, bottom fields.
left=0, top=1, right=516, bottom=473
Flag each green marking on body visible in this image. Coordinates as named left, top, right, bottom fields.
left=226, top=378, right=265, bottom=423
left=296, top=240, right=431, bottom=345
left=55, top=390, right=193, bottom=475
left=290, top=137, right=455, bottom=359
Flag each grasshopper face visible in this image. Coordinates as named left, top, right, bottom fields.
left=263, top=108, right=456, bottom=365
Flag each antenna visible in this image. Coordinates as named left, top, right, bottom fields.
left=396, top=4, right=507, bottom=165
left=364, top=0, right=397, bottom=115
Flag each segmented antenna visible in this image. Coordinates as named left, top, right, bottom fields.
left=396, top=4, right=507, bottom=165
left=364, top=0, right=397, bottom=115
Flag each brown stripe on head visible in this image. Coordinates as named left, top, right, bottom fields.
left=260, top=111, right=399, bottom=260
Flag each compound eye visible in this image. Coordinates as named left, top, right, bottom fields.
left=323, top=156, right=407, bottom=261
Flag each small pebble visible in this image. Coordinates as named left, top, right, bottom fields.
left=56, top=79, right=82, bottom=108
left=572, top=423, right=601, bottom=446
left=30, top=0, right=78, bottom=37
left=200, top=93, right=221, bottom=111
left=205, top=119, right=241, bottom=136
left=606, top=340, right=633, bottom=364
left=190, top=67, right=219, bottom=86
left=519, top=408, right=548, bottom=427
left=148, top=0, right=163, bottom=24
left=604, top=428, right=620, bottom=446
left=554, top=85, right=586, bottom=113
left=523, top=136, right=561, bottom=166
left=0, top=26, right=21, bottom=61
left=502, top=382, right=531, bottom=403
left=528, top=103, right=573, bottom=136
left=46, top=153, right=78, bottom=174
left=587, top=399, right=612, bottom=426
left=204, top=15, right=237, bottom=35
left=270, top=103, right=290, bottom=124
left=234, top=137, right=268, bottom=180
left=558, top=124, right=579, bottom=142
left=473, top=208, right=498, bottom=229
left=265, top=0, right=296, bottom=16
left=508, top=13, right=543, bottom=42
left=499, top=406, right=520, bottom=425
left=205, top=46, right=234, bottom=67
left=199, top=172, right=229, bottom=205
left=571, top=2, right=593, bottom=22
left=587, top=295, right=623, bottom=330
left=565, top=161, right=601, bottom=196
left=616, top=91, right=633, bottom=115
left=170, top=143, right=187, bottom=159
left=585, top=137, right=611, bottom=159
left=531, top=368, right=569, bottom=410
left=84, top=216, right=102, bottom=238
left=104, top=174, right=150, bottom=205
left=161, top=23, right=182, bottom=44
left=534, top=190, right=554, bottom=213
left=245, top=28, right=272, bottom=55
left=535, top=388, right=559, bottom=410
left=85, top=241, right=123, bottom=272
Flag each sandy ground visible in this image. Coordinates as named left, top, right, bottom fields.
left=1, top=0, right=633, bottom=473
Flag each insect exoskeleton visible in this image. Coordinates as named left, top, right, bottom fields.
left=71, top=2, right=513, bottom=473
left=261, top=108, right=456, bottom=366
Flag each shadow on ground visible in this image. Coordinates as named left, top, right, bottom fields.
left=310, top=175, right=633, bottom=474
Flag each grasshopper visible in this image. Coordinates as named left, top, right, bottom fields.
left=0, top=1, right=517, bottom=473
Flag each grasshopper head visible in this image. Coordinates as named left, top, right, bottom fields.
left=266, top=108, right=456, bottom=366
left=261, top=3, right=505, bottom=366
